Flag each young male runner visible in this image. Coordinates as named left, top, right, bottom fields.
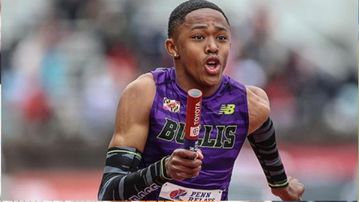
left=98, top=0, right=304, bottom=200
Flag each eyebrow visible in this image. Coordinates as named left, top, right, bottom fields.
left=190, top=24, right=229, bottom=32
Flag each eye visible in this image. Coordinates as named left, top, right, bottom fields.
left=191, top=35, right=205, bottom=40
left=217, top=35, right=227, bottom=41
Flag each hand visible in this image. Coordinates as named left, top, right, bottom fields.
left=165, top=148, right=204, bottom=180
left=271, top=176, right=305, bottom=201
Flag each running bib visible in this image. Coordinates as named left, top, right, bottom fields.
left=159, top=182, right=222, bottom=201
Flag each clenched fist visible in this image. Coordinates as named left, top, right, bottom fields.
left=271, top=176, right=305, bottom=201
left=165, top=149, right=204, bottom=180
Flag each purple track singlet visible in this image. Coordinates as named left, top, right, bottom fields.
left=140, top=67, right=249, bottom=200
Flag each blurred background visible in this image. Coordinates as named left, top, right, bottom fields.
left=1, top=0, right=357, bottom=200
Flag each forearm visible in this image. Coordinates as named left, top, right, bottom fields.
left=98, top=147, right=171, bottom=200
left=247, top=118, right=288, bottom=188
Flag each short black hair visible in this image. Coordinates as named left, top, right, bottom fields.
left=168, top=0, right=230, bottom=38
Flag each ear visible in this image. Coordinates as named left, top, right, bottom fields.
left=165, top=38, right=179, bottom=59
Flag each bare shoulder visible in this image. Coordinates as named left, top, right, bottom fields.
left=109, top=73, right=156, bottom=150
left=246, top=85, right=269, bottom=101
left=125, top=73, right=155, bottom=96
left=120, top=73, right=156, bottom=107
left=246, top=85, right=271, bottom=134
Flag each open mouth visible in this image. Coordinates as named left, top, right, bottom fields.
left=204, top=57, right=220, bottom=75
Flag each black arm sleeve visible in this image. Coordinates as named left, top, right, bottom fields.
left=97, top=146, right=171, bottom=200
left=247, top=118, right=289, bottom=188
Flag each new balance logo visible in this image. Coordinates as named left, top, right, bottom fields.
left=219, top=104, right=235, bottom=115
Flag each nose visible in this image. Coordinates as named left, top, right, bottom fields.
left=205, top=37, right=218, bottom=54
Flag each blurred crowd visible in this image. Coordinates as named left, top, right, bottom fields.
left=2, top=0, right=357, bottom=170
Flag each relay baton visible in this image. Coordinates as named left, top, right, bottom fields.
left=183, top=89, right=203, bottom=151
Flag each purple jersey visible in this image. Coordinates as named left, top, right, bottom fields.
left=140, top=67, right=249, bottom=200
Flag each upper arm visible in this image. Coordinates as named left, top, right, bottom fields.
left=246, top=85, right=271, bottom=135
left=108, top=73, right=156, bottom=152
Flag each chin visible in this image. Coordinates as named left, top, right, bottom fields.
left=203, top=76, right=222, bottom=87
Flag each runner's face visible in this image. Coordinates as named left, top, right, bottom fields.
left=173, top=8, right=231, bottom=89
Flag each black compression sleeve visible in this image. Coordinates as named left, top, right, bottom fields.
left=97, top=146, right=171, bottom=200
left=247, top=118, right=289, bottom=188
